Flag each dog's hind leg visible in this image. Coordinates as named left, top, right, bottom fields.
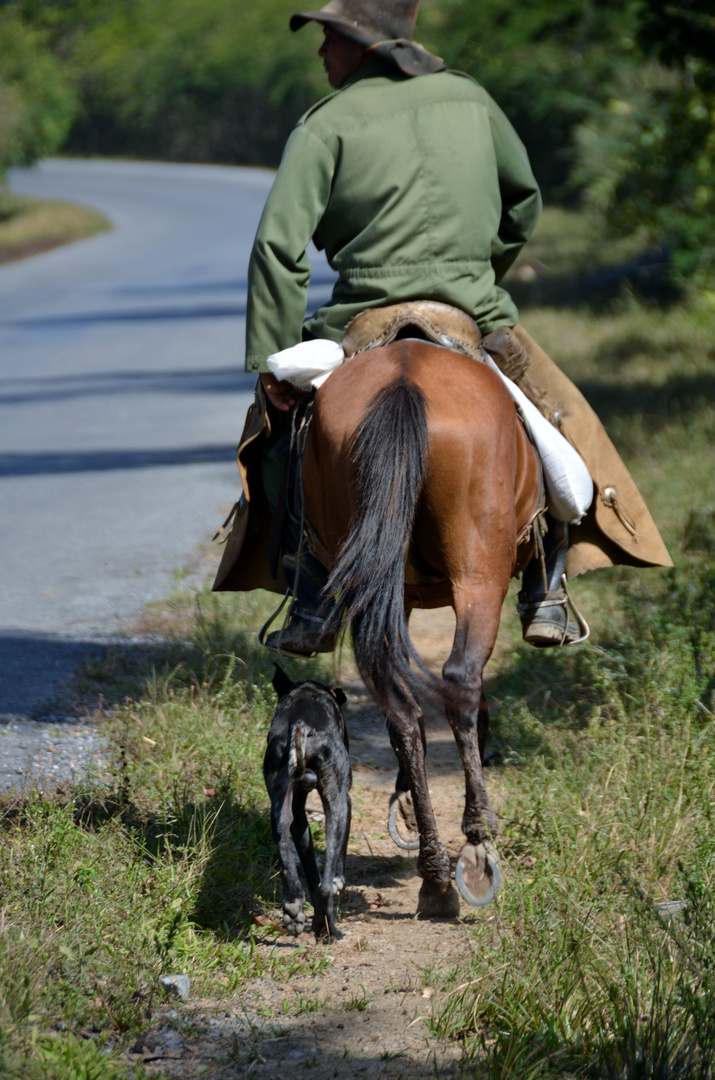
left=290, top=786, right=322, bottom=919
left=269, top=777, right=308, bottom=936
left=332, top=789, right=351, bottom=897
left=314, top=758, right=352, bottom=940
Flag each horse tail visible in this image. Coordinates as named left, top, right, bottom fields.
left=321, top=376, right=452, bottom=709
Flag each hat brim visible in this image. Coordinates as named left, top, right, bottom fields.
left=371, top=38, right=445, bottom=77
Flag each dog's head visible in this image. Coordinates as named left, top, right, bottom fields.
left=272, top=664, right=347, bottom=708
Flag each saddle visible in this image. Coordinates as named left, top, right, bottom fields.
left=343, top=300, right=531, bottom=382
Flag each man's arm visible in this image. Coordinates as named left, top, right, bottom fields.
left=486, top=97, right=542, bottom=283
left=245, top=126, right=336, bottom=375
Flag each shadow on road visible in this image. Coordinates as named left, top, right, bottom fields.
left=0, top=631, right=103, bottom=720
left=0, top=366, right=257, bottom=407
left=0, top=444, right=236, bottom=477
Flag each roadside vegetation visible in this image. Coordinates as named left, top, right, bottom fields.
left=419, top=207, right=715, bottom=1077
left=1, top=0, right=713, bottom=290
left=0, top=590, right=332, bottom=1078
left=0, top=189, right=110, bottom=264
left=1, top=207, right=714, bottom=1076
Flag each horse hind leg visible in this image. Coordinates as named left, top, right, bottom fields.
left=443, top=582, right=504, bottom=907
left=384, top=686, right=459, bottom=918
left=387, top=716, right=423, bottom=852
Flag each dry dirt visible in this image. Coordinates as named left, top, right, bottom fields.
left=129, top=608, right=497, bottom=1079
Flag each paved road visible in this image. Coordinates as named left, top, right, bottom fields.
left=0, top=159, right=334, bottom=723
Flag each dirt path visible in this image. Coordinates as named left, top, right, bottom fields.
left=129, top=609, right=496, bottom=1079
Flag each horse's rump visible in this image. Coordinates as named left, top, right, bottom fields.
left=302, top=340, right=540, bottom=704
left=304, top=341, right=539, bottom=584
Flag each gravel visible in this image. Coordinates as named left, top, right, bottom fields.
left=0, top=715, right=109, bottom=794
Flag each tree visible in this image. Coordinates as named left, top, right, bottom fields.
left=3, top=0, right=323, bottom=166
left=0, top=10, right=77, bottom=178
left=426, top=0, right=641, bottom=197
left=575, top=0, right=715, bottom=286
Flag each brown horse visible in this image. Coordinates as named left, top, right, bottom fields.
left=302, top=339, right=541, bottom=915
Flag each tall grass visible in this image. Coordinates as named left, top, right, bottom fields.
left=0, top=592, right=333, bottom=1075
left=430, top=548, right=715, bottom=1076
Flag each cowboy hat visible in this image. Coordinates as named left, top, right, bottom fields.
left=290, top=0, right=444, bottom=77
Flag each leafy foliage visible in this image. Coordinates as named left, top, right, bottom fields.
left=428, top=0, right=642, bottom=196
left=572, top=1, right=715, bottom=288
left=2, top=0, right=713, bottom=284
left=0, top=9, right=77, bottom=176
left=3, top=0, right=322, bottom=166
left=431, top=0, right=715, bottom=289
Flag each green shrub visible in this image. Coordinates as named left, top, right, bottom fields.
left=0, top=11, right=77, bottom=176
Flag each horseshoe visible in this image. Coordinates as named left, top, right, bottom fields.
left=387, top=799, right=420, bottom=851
left=455, top=843, right=501, bottom=907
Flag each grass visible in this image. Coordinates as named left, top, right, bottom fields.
left=425, top=555, right=715, bottom=1076
left=344, top=985, right=374, bottom=1012
left=0, top=204, right=714, bottom=1076
left=425, top=217, right=715, bottom=1076
left=429, top=620, right=715, bottom=1076
left=0, top=590, right=336, bottom=1076
left=0, top=189, right=110, bottom=264
left=286, top=993, right=328, bottom=1015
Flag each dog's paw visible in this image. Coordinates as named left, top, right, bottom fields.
left=282, top=901, right=306, bottom=936
left=313, top=916, right=343, bottom=942
left=331, top=876, right=345, bottom=896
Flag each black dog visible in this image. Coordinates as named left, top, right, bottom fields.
left=263, top=666, right=352, bottom=940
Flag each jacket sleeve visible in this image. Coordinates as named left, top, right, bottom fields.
left=245, top=126, right=336, bottom=373
left=486, top=97, right=542, bottom=283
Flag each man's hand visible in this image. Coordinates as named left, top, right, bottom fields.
left=260, top=372, right=307, bottom=412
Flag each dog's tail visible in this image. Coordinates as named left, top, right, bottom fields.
left=288, top=722, right=309, bottom=781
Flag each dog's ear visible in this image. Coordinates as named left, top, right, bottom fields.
left=272, top=665, right=294, bottom=699
left=331, top=686, right=347, bottom=708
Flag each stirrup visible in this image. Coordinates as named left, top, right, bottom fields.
left=518, top=574, right=590, bottom=648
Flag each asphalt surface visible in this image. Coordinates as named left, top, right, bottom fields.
left=0, top=159, right=335, bottom=749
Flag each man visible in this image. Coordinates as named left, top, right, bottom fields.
left=214, top=0, right=672, bottom=653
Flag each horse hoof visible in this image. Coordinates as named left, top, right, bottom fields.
left=455, top=843, right=500, bottom=907
left=417, top=881, right=461, bottom=918
left=387, top=793, right=420, bottom=851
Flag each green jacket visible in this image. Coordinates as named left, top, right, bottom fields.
left=245, top=60, right=541, bottom=374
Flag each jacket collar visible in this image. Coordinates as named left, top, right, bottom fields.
left=342, top=56, right=406, bottom=89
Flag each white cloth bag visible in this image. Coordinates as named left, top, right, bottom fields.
left=266, top=339, right=345, bottom=389
left=481, top=351, right=592, bottom=524
left=266, top=339, right=593, bottom=524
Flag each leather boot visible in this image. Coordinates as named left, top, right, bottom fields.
left=517, top=517, right=589, bottom=647
left=264, top=539, right=338, bottom=657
